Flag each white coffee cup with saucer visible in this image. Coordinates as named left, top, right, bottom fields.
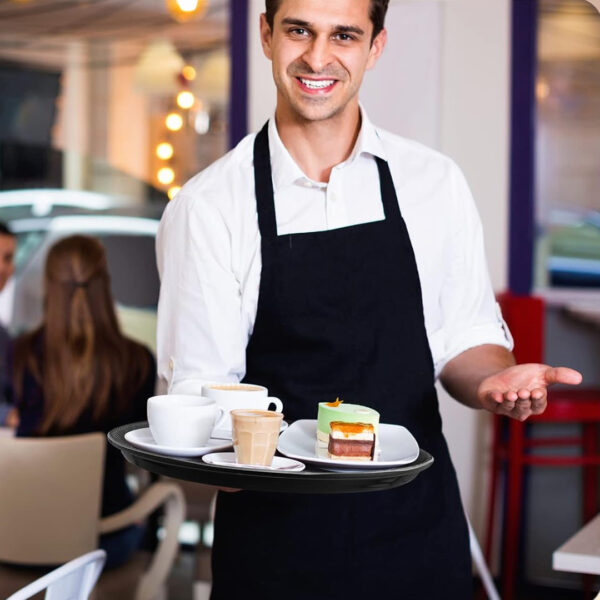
left=201, top=383, right=283, bottom=439
left=147, top=394, right=223, bottom=448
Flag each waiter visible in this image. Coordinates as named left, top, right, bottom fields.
left=156, top=0, right=582, bottom=597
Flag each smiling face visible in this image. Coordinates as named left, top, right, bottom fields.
left=260, top=0, right=386, bottom=124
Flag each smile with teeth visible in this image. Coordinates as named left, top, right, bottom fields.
left=298, top=78, right=336, bottom=90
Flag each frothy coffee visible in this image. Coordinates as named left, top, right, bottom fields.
left=208, top=384, right=263, bottom=392
left=234, top=409, right=280, bottom=418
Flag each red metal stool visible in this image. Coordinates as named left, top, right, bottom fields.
left=484, top=292, right=600, bottom=600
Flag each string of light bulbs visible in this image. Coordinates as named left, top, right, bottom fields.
left=156, top=62, right=199, bottom=200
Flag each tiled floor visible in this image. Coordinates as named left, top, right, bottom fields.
left=166, top=546, right=212, bottom=600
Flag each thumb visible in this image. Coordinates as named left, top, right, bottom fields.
left=544, top=366, right=583, bottom=386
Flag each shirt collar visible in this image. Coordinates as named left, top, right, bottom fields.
left=267, top=105, right=387, bottom=193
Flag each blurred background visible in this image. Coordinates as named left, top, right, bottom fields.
left=0, top=0, right=599, bottom=598
left=0, top=0, right=230, bottom=353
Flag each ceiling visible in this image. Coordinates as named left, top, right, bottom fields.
left=539, top=0, right=600, bottom=60
left=0, top=0, right=229, bottom=71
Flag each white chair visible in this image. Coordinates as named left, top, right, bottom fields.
left=0, top=433, right=185, bottom=600
left=6, top=549, right=106, bottom=600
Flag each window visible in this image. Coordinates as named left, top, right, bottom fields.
left=535, top=0, right=600, bottom=288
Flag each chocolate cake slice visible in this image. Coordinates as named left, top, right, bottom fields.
left=328, top=421, right=375, bottom=461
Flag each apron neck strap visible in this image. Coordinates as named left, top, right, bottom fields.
left=253, top=122, right=278, bottom=240
left=253, top=121, right=402, bottom=240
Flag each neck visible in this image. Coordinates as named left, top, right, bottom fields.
left=274, top=101, right=362, bottom=183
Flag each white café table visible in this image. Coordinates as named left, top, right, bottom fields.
left=553, top=513, right=600, bottom=575
left=549, top=295, right=600, bottom=579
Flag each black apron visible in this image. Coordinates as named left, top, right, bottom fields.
left=211, top=123, right=471, bottom=599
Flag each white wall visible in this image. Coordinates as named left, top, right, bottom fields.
left=247, top=0, right=511, bottom=537
left=437, top=0, right=510, bottom=540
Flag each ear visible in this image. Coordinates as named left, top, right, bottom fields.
left=366, top=28, right=387, bottom=70
left=260, top=13, right=273, bottom=61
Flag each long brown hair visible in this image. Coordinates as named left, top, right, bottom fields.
left=14, top=235, right=152, bottom=434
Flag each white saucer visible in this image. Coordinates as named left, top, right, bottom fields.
left=277, top=420, right=420, bottom=471
left=211, top=419, right=289, bottom=441
left=125, top=427, right=232, bottom=457
left=202, top=452, right=305, bottom=472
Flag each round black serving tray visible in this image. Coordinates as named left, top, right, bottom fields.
left=108, top=422, right=434, bottom=494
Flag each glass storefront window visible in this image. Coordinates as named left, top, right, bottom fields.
left=0, top=0, right=231, bottom=343
left=535, top=0, right=600, bottom=288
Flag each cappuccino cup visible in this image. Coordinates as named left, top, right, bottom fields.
left=202, top=383, right=283, bottom=438
left=147, top=395, right=223, bottom=448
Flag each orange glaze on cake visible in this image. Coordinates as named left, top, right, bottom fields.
left=330, top=422, right=374, bottom=436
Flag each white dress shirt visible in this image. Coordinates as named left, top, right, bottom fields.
left=156, top=110, right=512, bottom=393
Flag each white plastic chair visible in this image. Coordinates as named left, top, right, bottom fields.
left=468, top=517, right=501, bottom=600
left=6, top=550, right=106, bottom=600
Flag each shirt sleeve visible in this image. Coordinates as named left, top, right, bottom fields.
left=156, top=192, right=248, bottom=393
left=434, top=162, right=513, bottom=376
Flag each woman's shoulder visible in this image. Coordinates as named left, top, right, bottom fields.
left=123, top=338, right=155, bottom=366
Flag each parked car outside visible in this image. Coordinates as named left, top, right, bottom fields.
left=0, top=189, right=166, bottom=353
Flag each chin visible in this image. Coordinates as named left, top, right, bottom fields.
left=290, top=99, right=345, bottom=123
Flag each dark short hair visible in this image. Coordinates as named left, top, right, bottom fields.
left=0, top=222, right=14, bottom=237
left=264, top=0, right=390, bottom=43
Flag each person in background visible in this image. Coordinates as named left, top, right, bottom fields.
left=0, top=222, right=16, bottom=427
left=13, top=235, right=156, bottom=568
left=156, top=0, right=583, bottom=596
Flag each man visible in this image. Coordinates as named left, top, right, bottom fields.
left=156, top=1, right=581, bottom=597
left=0, top=222, right=16, bottom=427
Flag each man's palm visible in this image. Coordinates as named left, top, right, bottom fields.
left=478, top=363, right=582, bottom=421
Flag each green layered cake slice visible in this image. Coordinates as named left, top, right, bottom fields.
left=317, top=400, right=380, bottom=447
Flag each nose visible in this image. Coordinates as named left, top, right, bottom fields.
left=301, top=35, right=332, bottom=74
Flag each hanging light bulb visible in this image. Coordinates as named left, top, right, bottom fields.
left=168, top=186, right=182, bottom=200
left=177, top=90, right=195, bottom=110
left=157, top=167, right=175, bottom=185
left=165, top=113, right=184, bottom=131
left=156, top=142, right=174, bottom=160
left=165, top=0, right=208, bottom=23
left=134, top=40, right=184, bottom=95
left=182, top=65, right=196, bottom=81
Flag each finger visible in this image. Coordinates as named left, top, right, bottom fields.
left=517, top=388, right=531, bottom=400
left=544, top=366, right=583, bottom=386
left=513, top=398, right=532, bottom=421
left=487, top=390, right=504, bottom=405
left=498, top=399, right=516, bottom=414
left=530, top=388, right=545, bottom=400
left=530, top=389, right=547, bottom=413
left=516, top=398, right=531, bottom=411
left=503, top=390, right=519, bottom=403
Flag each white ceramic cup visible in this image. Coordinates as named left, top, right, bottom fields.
left=147, top=395, right=223, bottom=448
left=201, top=383, right=283, bottom=437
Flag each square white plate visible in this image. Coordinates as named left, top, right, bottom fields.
left=277, top=420, right=419, bottom=470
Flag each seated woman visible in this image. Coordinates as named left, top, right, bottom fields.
left=13, top=235, right=156, bottom=568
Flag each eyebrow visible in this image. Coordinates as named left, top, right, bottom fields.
left=280, top=17, right=365, bottom=37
